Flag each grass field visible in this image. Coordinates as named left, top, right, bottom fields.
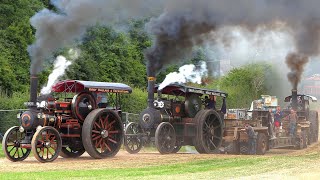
left=1, top=149, right=320, bottom=180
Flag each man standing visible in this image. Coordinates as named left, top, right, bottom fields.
left=274, top=106, right=282, bottom=136
left=245, top=123, right=257, bottom=155
left=288, top=108, right=298, bottom=137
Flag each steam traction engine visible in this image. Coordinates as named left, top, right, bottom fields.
left=271, top=90, right=319, bottom=149
left=124, top=77, right=228, bottom=154
left=2, top=78, right=132, bottom=162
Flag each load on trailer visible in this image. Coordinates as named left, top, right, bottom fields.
left=2, top=77, right=131, bottom=162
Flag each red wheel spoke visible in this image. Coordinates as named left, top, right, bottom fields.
left=92, top=130, right=100, bottom=134
left=108, top=130, right=119, bottom=134
left=95, top=138, right=103, bottom=148
left=108, top=138, right=117, bottom=144
left=101, top=141, right=105, bottom=153
left=94, top=122, right=101, bottom=129
left=50, top=136, right=56, bottom=144
left=108, top=120, right=116, bottom=130
left=92, top=135, right=101, bottom=141
left=104, top=141, right=112, bottom=152
left=103, top=115, right=109, bottom=128
left=99, top=116, right=105, bottom=129
left=46, top=148, right=49, bottom=159
left=46, top=130, right=50, bottom=141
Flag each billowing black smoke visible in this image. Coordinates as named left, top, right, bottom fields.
left=28, top=0, right=163, bottom=75
left=29, top=0, right=320, bottom=89
left=145, top=0, right=320, bottom=88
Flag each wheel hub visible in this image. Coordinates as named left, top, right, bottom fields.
left=14, top=141, right=20, bottom=147
left=45, top=141, right=51, bottom=148
left=101, top=129, right=109, bottom=138
left=210, top=128, right=215, bottom=135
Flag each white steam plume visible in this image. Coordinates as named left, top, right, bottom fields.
left=158, top=61, right=207, bottom=90
left=40, top=55, right=72, bottom=94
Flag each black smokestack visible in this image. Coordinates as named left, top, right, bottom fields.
left=30, top=75, right=38, bottom=108
left=291, top=89, right=298, bottom=110
left=147, top=75, right=156, bottom=108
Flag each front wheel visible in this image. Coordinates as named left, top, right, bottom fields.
left=155, top=122, right=176, bottom=154
left=124, top=122, right=143, bottom=154
left=2, top=126, right=31, bottom=162
left=31, top=126, right=62, bottom=163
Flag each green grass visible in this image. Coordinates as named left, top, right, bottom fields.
left=1, top=152, right=320, bottom=180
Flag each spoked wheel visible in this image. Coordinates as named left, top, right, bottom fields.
left=82, top=109, right=123, bottom=159
left=194, top=110, right=223, bottom=153
left=124, top=122, right=143, bottom=154
left=155, top=122, right=176, bottom=154
left=2, top=126, right=31, bottom=162
left=31, top=126, right=62, bottom=163
left=59, top=144, right=85, bottom=158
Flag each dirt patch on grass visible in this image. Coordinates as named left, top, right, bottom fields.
left=1, top=142, right=319, bottom=173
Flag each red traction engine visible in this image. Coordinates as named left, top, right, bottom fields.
left=2, top=78, right=132, bottom=162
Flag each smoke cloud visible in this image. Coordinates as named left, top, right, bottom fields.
left=145, top=0, right=320, bottom=88
left=28, top=0, right=163, bottom=75
left=158, top=61, right=207, bottom=90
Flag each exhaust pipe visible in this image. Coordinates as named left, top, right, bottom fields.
left=291, top=89, right=298, bottom=110
left=147, top=76, right=156, bottom=108
left=30, top=74, right=38, bottom=108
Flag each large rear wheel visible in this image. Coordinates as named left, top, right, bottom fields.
left=31, top=126, right=62, bottom=163
left=124, top=122, right=143, bottom=154
left=194, top=110, right=223, bottom=153
left=2, top=126, right=31, bottom=162
left=82, top=109, right=123, bottom=159
left=155, top=122, right=176, bottom=154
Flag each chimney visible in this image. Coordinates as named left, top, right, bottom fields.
left=147, top=76, right=155, bottom=108
left=291, top=89, right=298, bottom=110
left=30, top=74, right=38, bottom=108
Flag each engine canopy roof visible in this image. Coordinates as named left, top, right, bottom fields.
left=52, top=80, right=132, bottom=94
left=155, top=83, right=228, bottom=98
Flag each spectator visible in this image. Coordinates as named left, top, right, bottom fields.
left=245, top=123, right=257, bottom=155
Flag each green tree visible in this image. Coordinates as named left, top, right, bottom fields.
left=217, top=62, right=272, bottom=108
left=67, top=26, right=147, bottom=87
